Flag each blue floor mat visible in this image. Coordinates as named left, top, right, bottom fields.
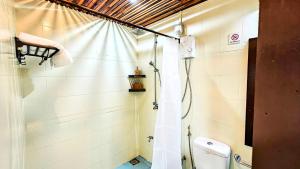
left=116, top=156, right=151, bottom=169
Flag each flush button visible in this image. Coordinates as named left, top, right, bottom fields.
left=207, top=141, right=213, bottom=145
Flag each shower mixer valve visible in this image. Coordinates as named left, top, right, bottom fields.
left=153, top=102, right=158, bottom=110
left=147, top=136, right=154, bottom=143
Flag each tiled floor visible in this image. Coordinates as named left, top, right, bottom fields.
left=116, top=156, right=151, bottom=169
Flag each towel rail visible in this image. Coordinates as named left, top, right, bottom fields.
left=234, top=154, right=252, bottom=168
left=15, top=37, right=59, bottom=65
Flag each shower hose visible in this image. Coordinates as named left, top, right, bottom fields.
left=181, top=59, right=196, bottom=169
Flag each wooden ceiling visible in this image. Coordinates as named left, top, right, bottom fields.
left=58, top=0, right=206, bottom=26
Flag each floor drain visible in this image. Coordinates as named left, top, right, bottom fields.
left=129, top=158, right=140, bottom=165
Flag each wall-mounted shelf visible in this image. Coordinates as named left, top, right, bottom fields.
left=129, top=89, right=146, bottom=92
left=128, top=75, right=146, bottom=92
left=15, top=37, right=59, bottom=65
left=128, top=75, right=146, bottom=78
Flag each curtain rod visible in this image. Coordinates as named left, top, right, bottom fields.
left=46, top=0, right=180, bottom=41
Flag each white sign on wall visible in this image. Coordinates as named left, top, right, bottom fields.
left=228, top=33, right=241, bottom=45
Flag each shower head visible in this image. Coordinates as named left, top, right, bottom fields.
left=149, top=61, right=159, bottom=72
left=149, top=61, right=154, bottom=66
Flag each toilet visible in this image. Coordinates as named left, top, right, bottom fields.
left=193, top=137, right=231, bottom=169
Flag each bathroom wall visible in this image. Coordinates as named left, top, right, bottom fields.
left=15, top=1, right=138, bottom=169
left=136, top=0, right=259, bottom=169
left=0, top=0, right=24, bottom=169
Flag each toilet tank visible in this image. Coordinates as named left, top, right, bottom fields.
left=193, top=137, right=231, bottom=169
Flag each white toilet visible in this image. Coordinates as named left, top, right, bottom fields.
left=193, top=137, right=231, bottom=169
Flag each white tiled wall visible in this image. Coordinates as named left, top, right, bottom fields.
left=137, top=0, right=259, bottom=169
left=15, top=1, right=138, bottom=169
left=0, top=0, right=24, bottom=169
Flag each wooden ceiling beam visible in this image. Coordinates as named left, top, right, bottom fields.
left=105, top=0, right=129, bottom=16
left=133, top=0, right=181, bottom=24
left=82, top=0, right=89, bottom=6
left=94, top=0, right=109, bottom=11
left=122, top=0, right=168, bottom=21
left=114, top=0, right=147, bottom=18
left=96, top=0, right=115, bottom=11
left=108, top=0, right=119, bottom=7
left=87, top=0, right=100, bottom=8
left=111, top=2, right=132, bottom=17
left=115, top=0, right=149, bottom=18
left=100, top=0, right=121, bottom=13
left=126, top=0, right=178, bottom=22
left=139, top=0, right=207, bottom=26
left=83, top=0, right=93, bottom=6
left=77, top=0, right=86, bottom=5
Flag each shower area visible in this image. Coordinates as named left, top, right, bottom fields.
left=16, top=1, right=140, bottom=168
left=0, top=0, right=259, bottom=169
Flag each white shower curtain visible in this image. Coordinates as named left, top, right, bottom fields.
left=151, top=38, right=182, bottom=169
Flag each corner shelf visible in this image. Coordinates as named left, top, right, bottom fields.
left=128, top=75, right=146, bottom=78
left=128, top=75, right=146, bottom=93
left=129, top=89, right=146, bottom=92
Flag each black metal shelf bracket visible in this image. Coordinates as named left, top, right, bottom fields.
left=15, top=37, right=60, bottom=66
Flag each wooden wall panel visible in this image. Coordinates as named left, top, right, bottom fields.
left=253, top=0, right=300, bottom=168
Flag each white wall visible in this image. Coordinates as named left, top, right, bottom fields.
left=137, top=0, right=259, bottom=169
left=15, top=1, right=138, bottom=169
left=0, top=0, right=24, bottom=169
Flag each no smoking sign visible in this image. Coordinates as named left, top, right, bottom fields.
left=228, top=33, right=241, bottom=45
